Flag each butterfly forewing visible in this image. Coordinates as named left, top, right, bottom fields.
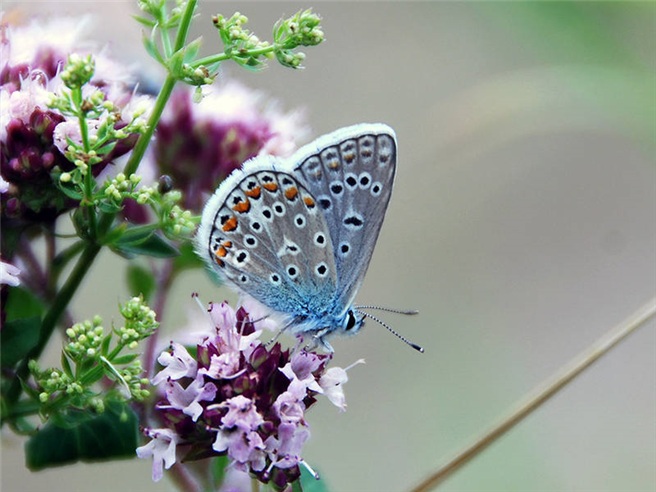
left=200, top=164, right=338, bottom=317
left=291, top=124, right=397, bottom=311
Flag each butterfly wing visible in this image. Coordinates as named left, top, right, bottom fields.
left=196, top=156, right=338, bottom=321
left=289, top=124, right=397, bottom=313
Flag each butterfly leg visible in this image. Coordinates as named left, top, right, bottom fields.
left=305, top=329, right=334, bottom=353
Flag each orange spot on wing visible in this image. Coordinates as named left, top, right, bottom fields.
left=245, top=186, right=261, bottom=199
left=222, top=216, right=238, bottom=232
left=284, top=187, right=298, bottom=200
left=222, top=241, right=232, bottom=248
left=263, top=182, right=278, bottom=192
left=232, top=199, right=250, bottom=213
left=214, top=255, right=224, bottom=267
left=303, top=196, right=315, bottom=207
left=217, top=246, right=227, bottom=258
left=328, top=160, right=339, bottom=169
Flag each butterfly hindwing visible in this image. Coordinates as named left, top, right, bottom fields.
left=197, top=159, right=338, bottom=317
left=290, top=124, right=397, bottom=311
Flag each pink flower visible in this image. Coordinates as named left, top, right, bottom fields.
left=151, top=342, right=198, bottom=385
left=162, top=377, right=217, bottom=422
left=136, top=428, right=178, bottom=482
left=264, top=423, right=311, bottom=470
left=220, top=395, right=264, bottom=431
left=143, top=301, right=352, bottom=489
left=280, top=350, right=324, bottom=394
left=200, top=351, right=241, bottom=380
left=272, top=389, right=306, bottom=425
left=213, top=428, right=266, bottom=473
left=153, top=83, right=309, bottom=211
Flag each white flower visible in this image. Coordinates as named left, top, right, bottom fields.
left=318, top=359, right=365, bottom=412
left=0, top=260, right=20, bottom=287
left=151, top=342, right=198, bottom=385
left=136, top=428, right=178, bottom=482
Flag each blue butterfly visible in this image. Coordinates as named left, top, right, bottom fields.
left=196, top=124, right=421, bottom=352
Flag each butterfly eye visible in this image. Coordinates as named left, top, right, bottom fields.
left=345, top=311, right=357, bottom=331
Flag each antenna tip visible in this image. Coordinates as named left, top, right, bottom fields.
left=411, top=343, right=425, bottom=353
left=407, top=309, right=420, bottom=315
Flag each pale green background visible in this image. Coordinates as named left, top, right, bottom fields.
left=2, top=2, right=655, bottom=492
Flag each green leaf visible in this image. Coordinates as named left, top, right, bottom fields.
left=142, top=30, right=165, bottom=65
left=100, top=333, right=112, bottom=357
left=1, top=316, right=41, bottom=368
left=183, top=37, right=202, bottom=63
left=25, top=402, right=139, bottom=470
left=111, top=353, right=139, bottom=365
left=115, top=233, right=180, bottom=258
left=126, top=263, right=156, bottom=301
left=292, top=479, right=304, bottom=492
left=116, top=226, right=157, bottom=247
left=100, top=222, right=128, bottom=246
left=57, top=184, right=84, bottom=200
left=172, top=241, right=203, bottom=272
left=97, top=200, right=122, bottom=214
left=95, top=141, right=117, bottom=155
left=133, top=14, right=156, bottom=27
left=61, top=352, right=74, bottom=379
left=168, top=49, right=185, bottom=78
left=3, top=287, right=44, bottom=322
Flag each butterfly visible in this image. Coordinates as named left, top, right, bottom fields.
left=196, top=123, right=422, bottom=352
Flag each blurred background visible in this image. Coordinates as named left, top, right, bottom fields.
left=2, top=2, right=655, bottom=491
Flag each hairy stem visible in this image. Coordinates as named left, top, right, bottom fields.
left=409, top=297, right=656, bottom=492
left=192, top=45, right=274, bottom=68
left=145, top=260, right=175, bottom=378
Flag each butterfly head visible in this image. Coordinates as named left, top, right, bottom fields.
left=338, top=309, right=366, bottom=337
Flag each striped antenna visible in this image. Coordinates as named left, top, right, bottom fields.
left=354, top=305, right=419, bottom=315
left=355, top=310, right=424, bottom=353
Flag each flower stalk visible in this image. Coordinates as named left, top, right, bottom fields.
left=409, top=297, right=656, bottom=492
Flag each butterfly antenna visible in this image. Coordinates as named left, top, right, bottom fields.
left=356, top=310, right=424, bottom=353
left=355, top=305, right=419, bottom=315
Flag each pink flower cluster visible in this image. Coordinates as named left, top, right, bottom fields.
left=0, top=16, right=151, bottom=222
left=153, top=83, right=308, bottom=212
left=137, top=301, right=360, bottom=489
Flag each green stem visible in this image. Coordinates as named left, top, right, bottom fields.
left=161, top=26, right=173, bottom=59
left=72, top=87, right=98, bottom=239
left=192, top=45, right=275, bottom=68
left=408, top=297, right=656, bottom=492
left=5, top=243, right=102, bottom=406
left=2, top=0, right=198, bottom=416
left=174, top=0, right=197, bottom=51
left=121, top=74, right=176, bottom=178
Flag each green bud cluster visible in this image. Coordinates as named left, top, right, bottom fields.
left=27, top=297, right=161, bottom=420
left=121, top=360, right=151, bottom=401
left=117, top=296, right=159, bottom=348
left=159, top=190, right=195, bottom=237
left=104, top=172, right=142, bottom=202
left=213, top=12, right=273, bottom=69
left=273, top=9, right=324, bottom=69
left=60, top=54, right=95, bottom=89
left=65, top=315, right=105, bottom=360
